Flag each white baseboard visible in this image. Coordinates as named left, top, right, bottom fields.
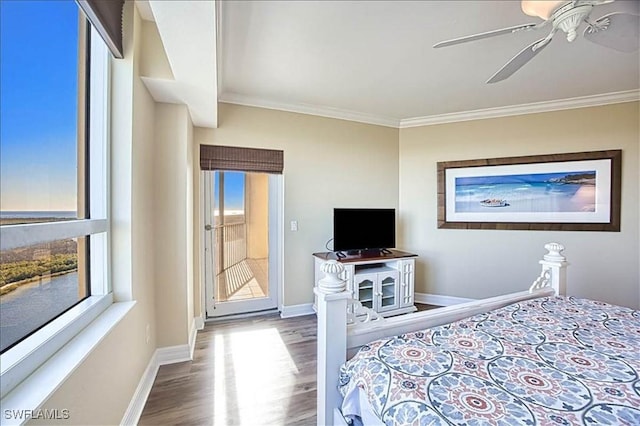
left=415, top=292, right=476, bottom=306
left=120, top=351, right=158, bottom=426
left=188, top=316, right=203, bottom=360
left=194, top=316, right=205, bottom=330
left=280, top=303, right=315, bottom=318
left=156, top=344, right=191, bottom=366
left=120, top=337, right=198, bottom=425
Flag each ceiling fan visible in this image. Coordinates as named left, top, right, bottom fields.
left=434, top=0, right=640, bottom=83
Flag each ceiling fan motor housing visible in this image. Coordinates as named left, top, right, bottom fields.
left=552, top=3, right=594, bottom=42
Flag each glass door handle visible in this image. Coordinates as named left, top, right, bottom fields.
left=205, top=224, right=213, bottom=231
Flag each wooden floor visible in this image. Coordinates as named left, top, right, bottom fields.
left=139, top=313, right=318, bottom=425
left=139, top=304, right=438, bottom=425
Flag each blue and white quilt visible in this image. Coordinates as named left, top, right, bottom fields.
left=339, top=296, right=640, bottom=425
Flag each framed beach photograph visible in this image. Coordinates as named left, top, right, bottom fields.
left=437, top=150, right=621, bottom=231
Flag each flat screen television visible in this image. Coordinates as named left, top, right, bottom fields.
left=333, top=208, right=395, bottom=253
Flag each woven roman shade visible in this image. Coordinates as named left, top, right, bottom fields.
left=200, top=145, right=284, bottom=174
left=77, top=0, right=125, bottom=59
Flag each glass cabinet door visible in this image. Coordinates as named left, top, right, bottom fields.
left=377, top=273, right=399, bottom=312
left=355, top=274, right=375, bottom=310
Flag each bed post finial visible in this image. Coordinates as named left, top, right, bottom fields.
left=530, top=242, right=568, bottom=296
left=315, top=261, right=350, bottom=425
left=318, top=260, right=347, bottom=293
left=543, top=242, right=566, bottom=262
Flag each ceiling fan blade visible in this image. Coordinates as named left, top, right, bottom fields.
left=584, top=13, right=640, bottom=52
left=433, top=23, right=539, bottom=48
left=487, top=37, right=552, bottom=83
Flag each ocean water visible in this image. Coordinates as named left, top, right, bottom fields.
left=455, top=182, right=595, bottom=213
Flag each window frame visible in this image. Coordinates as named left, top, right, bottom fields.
left=0, top=22, right=111, bottom=399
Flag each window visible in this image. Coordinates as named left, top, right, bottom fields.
left=0, top=1, right=110, bottom=397
left=1, top=238, right=88, bottom=352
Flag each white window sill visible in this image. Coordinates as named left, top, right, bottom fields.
left=0, top=300, right=135, bottom=425
left=2, top=295, right=112, bottom=397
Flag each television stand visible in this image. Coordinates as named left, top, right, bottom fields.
left=312, top=249, right=418, bottom=317
left=340, top=248, right=390, bottom=257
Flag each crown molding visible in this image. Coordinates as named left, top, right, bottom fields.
left=218, top=93, right=401, bottom=128
left=219, top=90, right=639, bottom=129
left=399, top=90, right=640, bottom=128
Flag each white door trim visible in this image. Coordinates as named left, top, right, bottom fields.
left=202, top=171, right=283, bottom=317
left=270, top=174, right=284, bottom=313
left=202, top=171, right=215, bottom=317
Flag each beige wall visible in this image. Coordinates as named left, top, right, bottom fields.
left=186, top=110, right=195, bottom=330
left=246, top=173, right=269, bottom=259
left=196, top=104, right=400, bottom=306
left=35, top=3, right=159, bottom=424
left=399, top=102, right=640, bottom=309
left=193, top=129, right=204, bottom=322
left=154, top=103, right=194, bottom=347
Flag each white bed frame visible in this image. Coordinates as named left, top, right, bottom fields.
left=314, top=242, right=568, bottom=426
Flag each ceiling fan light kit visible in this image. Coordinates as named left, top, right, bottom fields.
left=434, top=0, right=638, bottom=83
left=521, top=0, right=567, bottom=20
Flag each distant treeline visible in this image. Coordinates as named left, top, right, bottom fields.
left=0, top=240, right=78, bottom=295
left=1, top=239, right=77, bottom=263
left=1, top=254, right=78, bottom=287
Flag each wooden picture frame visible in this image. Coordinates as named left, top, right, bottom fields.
left=437, top=150, right=621, bottom=231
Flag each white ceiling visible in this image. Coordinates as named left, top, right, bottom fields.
left=142, top=1, right=640, bottom=129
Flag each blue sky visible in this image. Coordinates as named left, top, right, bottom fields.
left=1, top=1, right=79, bottom=212
left=214, top=172, right=245, bottom=211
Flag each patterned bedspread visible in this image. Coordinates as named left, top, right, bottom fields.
left=339, top=296, right=640, bottom=425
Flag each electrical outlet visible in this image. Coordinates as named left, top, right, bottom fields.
left=290, top=220, right=298, bottom=231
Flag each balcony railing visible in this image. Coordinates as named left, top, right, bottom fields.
left=214, top=222, right=247, bottom=276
